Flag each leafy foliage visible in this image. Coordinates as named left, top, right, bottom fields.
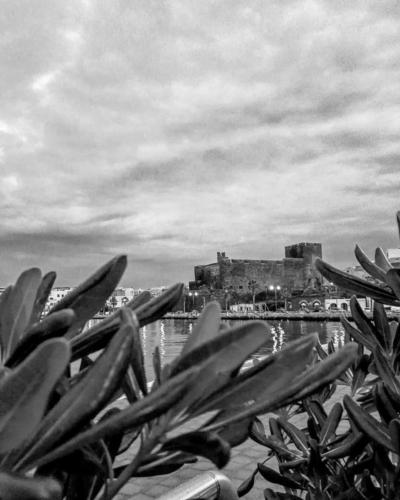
left=241, top=212, right=400, bottom=499
left=0, top=254, right=357, bottom=499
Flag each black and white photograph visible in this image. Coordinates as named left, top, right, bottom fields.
left=1, top=2, right=400, bottom=499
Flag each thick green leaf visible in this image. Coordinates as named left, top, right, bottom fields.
left=375, top=247, right=393, bottom=273
left=17, top=310, right=134, bottom=468
left=386, top=269, right=400, bottom=300
left=373, top=347, right=400, bottom=394
left=355, top=245, right=387, bottom=283
left=127, top=310, right=147, bottom=396
left=167, top=321, right=271, bottom=416
left=135, top=283, right=184, bottom=326
left=0, top=268, right=42, bottom=360
left=30, top=365, right=201, bottom=469
left=238, top=470, right=257, bottom=497
left=276, top=418, right=308, bottom=455
left=350, top=296, right=381, bottom=350
left=343, top=394, right=395, bottom=452
left=319, top=402, right=343, bottom=447
left=341, top=317, right=374, bottom=351
left=373, top=302, right=392, bottom=352
left=0, top=339, right=70, bottom=454
left=283, top=343, right=358, bottom=403
left=315, top=258, right=400, bottom=305
left=199, top=334, right=317, bottom=415
left=180, top=301, right=221, bottom=356
left=257, top=463, right=303, bottom=490
left=0, top=471, right=62, bottom=500
left=206, top=343, right=358, bottom=430
left=322, top=430, right=365, bottom=460
left=351, top=354, right=370, bottom=396
left=29, top=272, right=57, bottom=324
left=389, top=418, right=400, bottom=455
left=161, top=431, right=230, bottom=468
left=6, top=309, right=76, bottom=368
left=50, top=255, right=127, bottom=338
left=170, top=320, right=270, bottom=377
left=374, top=383, right=397, bottom=425
left=250, top=417, right=270, bottom=446
left=263, top=489, right=303, bottom=500
left=70, top=283, right=183, bottom=359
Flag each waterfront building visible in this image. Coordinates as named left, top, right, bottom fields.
left=44, top=287, right=75, bottom=312
left=193, top=243, right=323, bottom=297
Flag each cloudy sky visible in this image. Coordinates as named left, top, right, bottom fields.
left=1, top=0, right=399, bottom=287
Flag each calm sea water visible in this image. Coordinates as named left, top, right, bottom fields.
left=135, top=319, right=345, bottom=379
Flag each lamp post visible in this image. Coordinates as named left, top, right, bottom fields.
left=188, top=291, right=198, bottom=311
left=248, top=280, right=257, bottom=312
left=269, top=285, right=281, bottom=311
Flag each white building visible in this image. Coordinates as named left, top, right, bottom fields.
left=45, top=287, right=74, bottom=312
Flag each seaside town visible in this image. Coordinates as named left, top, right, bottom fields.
left=4, top=242, right=397, bottom=319
left=3, top=2, right=400, bottom=500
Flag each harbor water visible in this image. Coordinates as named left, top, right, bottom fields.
left=134, top=319, right=345, bottom=379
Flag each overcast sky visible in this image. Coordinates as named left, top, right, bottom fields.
left=1, top=1, right=399, bottom=287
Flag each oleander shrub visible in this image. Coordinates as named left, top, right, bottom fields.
left=0, top=256, right=358, bottom=499
left=240, top=212, right=400, bottom=499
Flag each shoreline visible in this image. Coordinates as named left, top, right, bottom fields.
left=163, top=311, right=400, bottom=322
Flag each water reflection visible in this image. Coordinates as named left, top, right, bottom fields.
left=85, top=318, right=346, bottom=380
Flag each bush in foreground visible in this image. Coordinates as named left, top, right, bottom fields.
left=0, top=256, right=357, bottom=499
left=240, top=212, right=400, bottom=499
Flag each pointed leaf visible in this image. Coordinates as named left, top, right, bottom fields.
left=162, top=431, right=230, bottom=468
left=373, top=346, right=400, bottom=394
left=315, top=258, right=400, bottom=305
left=30, top=365, right=202, bottom=469
left=355, top=245, right=387, bottom=283
left=389, top=418, right=400, bottom=455
left=250, top=417, right=269, bottom=446
left=180, top=301, right=221, bottom=356
left=170, top=320, right=270, bottom=377
left=6, top=309, right=76, bottom=368
left=50, top=255, right=127, bottom=338
left=205, top=343, right=358, bottom=430
left=373, top=302, right=392, bottom=352
left=0, top=339, right=70, bottom=454
left=375, top=247, right=393, bottom=273
left=70, top=283, right=183, bottom=359
left=386, top=268, right=400, bottom=300
left=0, top=268, right=42, bottom=359
left=263, top=489, right=303, bottom=500
left=199, top=334, right=317, bottom=415
left=166, top=322, right=271, bottom=414
left=351, top=354, right=370, bottom=396
left=320, top=402, right=343, bottom=447
left=257, top=463, right=303, bottom=490
left=238, top=470, right=257, bottom=497
left=374, top=383, right=397, bottom=425
left=322, top=430, right=365, bottom=460
left=343, top=394, right=395, bottom=451
left=350, top=296, right=380, bottom=350
left=17, top=309, right=135, bottom=468
left=29, top=272, right=57, bottom=324
left=276, top=418, right=308, bottom=455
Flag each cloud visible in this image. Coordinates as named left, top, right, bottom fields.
left=1, top=0, right=400, bottom=286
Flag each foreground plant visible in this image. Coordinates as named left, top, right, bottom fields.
left=241, top=212, right=400, bottom=499
left=0, top=256, right=358, bottom=499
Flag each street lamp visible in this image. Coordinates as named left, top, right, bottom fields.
left=188, top=291, right=198, bottom=310
left=269, top=285, right=281, bottom=311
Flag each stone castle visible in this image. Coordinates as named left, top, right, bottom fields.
left=193, top=242, right=323, bottom=296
